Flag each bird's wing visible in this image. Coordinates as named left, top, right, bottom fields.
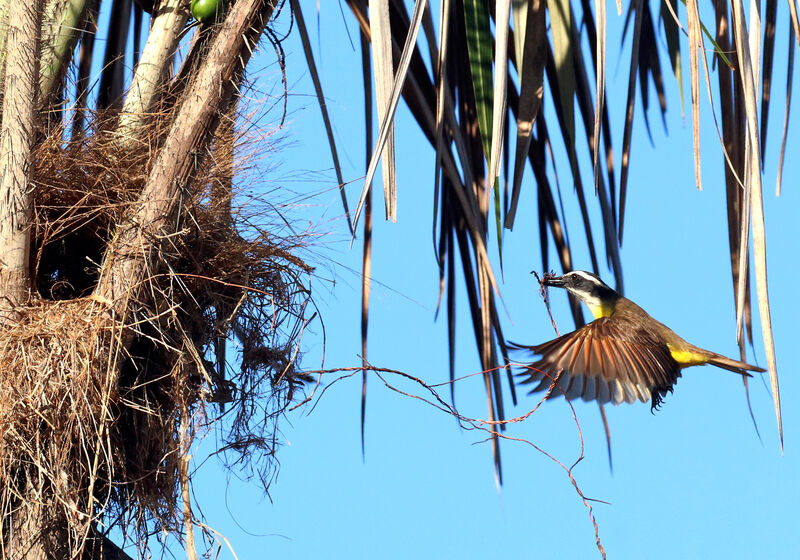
left=514, top=318, right=681, bottom=406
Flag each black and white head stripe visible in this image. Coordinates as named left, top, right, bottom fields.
left=561, top=271, right=616, bottom=297
left=564, top=270, right=607, bottom=287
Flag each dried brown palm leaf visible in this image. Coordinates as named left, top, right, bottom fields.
left=685, top=0, right=703, bottom=191
left=359, top=18, right=373, bottom=457
left=761, top=0, right=777, bottom=163
left=352, top=0, right=427, bottom=231
left=619, top=0, right=644, bottom=243
left=506, top=0, right=545, bottom=231
left=776, top=27, right=794, bottom=196
left=292, top=0, right=354, bottom=235
left=544, top=44, right=600, bottom=274
left=730, top=0, right=782, bottom=450
left=369, top=0, right=398, bottom=221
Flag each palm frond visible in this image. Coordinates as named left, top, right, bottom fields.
left=302, top=0, right=796, bottom=477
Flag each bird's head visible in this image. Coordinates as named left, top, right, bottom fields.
left=543, top=271, right=619, bottom=317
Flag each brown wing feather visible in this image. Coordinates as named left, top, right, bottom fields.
left=515, top=318, right=681, bottom=407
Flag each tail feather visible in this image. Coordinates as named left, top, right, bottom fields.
left=706, top=353, right=764, bottom=375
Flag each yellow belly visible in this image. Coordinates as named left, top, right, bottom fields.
left=667, top=344, right=709, bottom=367
left=587, top=302, right=614, bottom=319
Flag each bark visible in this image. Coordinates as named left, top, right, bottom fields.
left=95, top=0, right=278, bottom=308
left=0, top=0, right=277, bottom=556
left=6, top=479, right=55, bottom=560
left=117, top=0, right=190, bottom=144
left=0, top=0, right=11, bottom=109
left=0, top=0, right=42, bottom=316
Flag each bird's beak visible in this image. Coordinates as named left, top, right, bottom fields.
left=543, top=275, right=566, bottom=288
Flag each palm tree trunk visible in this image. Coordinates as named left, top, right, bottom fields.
left=0, top=1, right=278, bottom=557
left=96, top=0, right=278, bottom=308
left=0, top=0, right=42, bottom=318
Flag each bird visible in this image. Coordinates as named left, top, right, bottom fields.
left=513, top=271, right=765, bottom=410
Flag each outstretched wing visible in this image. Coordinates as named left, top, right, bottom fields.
left=512, top=318, right=681, bottom=406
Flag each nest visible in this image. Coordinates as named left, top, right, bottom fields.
left=0, top=116, right=314, bottom=556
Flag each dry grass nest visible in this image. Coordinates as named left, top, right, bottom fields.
left=0, top=117, right=316, bottom=554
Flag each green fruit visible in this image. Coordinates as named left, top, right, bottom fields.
left=191, top=0, right=225, bottom=24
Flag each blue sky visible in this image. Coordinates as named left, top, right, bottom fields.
left=155, top=2, right=799, bottom=558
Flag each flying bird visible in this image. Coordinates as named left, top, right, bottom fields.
left=514, top=271, right=764, bottom=409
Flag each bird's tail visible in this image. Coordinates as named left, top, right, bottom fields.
left=705, top=352, right=765, bottom=375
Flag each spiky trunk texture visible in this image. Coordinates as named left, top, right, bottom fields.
left=116, top=0, right=189, bottom=143
left=0, top=0, right=278, bottom=556
left=0, top=2, right=48, bottom=557
left=0, top=0, right=11, bottom=109
left=5, top=480, right=65, bottom=560
left=96, top=0, right=278, bottom=307
left=0, top=0, right=41, bottom=316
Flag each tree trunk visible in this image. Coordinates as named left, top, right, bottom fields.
left=96, top=0, right=278, bottom=308
left=117, top=0, right=189, bottom=143
left=0, top=0, right=279, bottom=557
left=0, top=0, right=42, bottom=317
left=6, top=479, right=52, bottom=560
left=0, top=5, right=45, bottom=552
